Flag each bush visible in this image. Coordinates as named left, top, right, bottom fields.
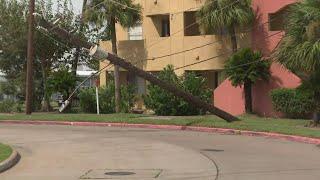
left=79, top=80, right=136, bottom=114
left=270, top=88, right=315, bottom=118
left=0, top=100, right=15, bottom=113
left=144, top=65, right=212, bottom=116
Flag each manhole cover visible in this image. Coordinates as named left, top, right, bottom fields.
left=105, top=171, right=136, bottom=176
left=81, top=169, right=162, bottom=179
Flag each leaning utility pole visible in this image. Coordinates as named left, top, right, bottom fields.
left=39, top=20, right=240, bottom=122
left=26, top=0, right=35, bottom=115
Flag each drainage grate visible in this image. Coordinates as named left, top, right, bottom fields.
left=80, top=169, right=162, bottom=179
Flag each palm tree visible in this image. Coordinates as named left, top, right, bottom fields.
left=273, top=0, right=320, bottom=126
left=85, top=0, right=142, bottom=113
left=225, top=48, right=270, bottom=113
left=197, top=0, right=254, bottom=52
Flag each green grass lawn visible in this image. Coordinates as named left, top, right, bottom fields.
left=0, top=143, right=12, bottom=163
left=0, top=113, right=319, bottom=138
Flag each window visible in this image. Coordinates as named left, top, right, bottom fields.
left=161, top=16, right=170, bottom=37
left=128, top=24, right=143, bottom=40
left=269, top=5, right=292, bottom=31
left=150, top=15, right=170, bottom=37
left=269, top=13, right=285, bottom=31
left=184, top=11, right=201, bottom=36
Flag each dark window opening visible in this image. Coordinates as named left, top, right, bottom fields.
left=184, top=11, right=201, bottom=36
left=150, top=15, right=170, bottom=37
left=269, top=5, right=292, bottom=31
left=269, top=13, right=285, bottom=31
left=161, top=17, right=170, bottom=37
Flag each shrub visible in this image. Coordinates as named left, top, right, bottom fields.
left=0, top=100, right=15, bottom=113
left=270, top=88, right=315, bottom=118
left=79, top=80, right=136, bottom=114
left=79, top=88, right=96, bottom=113
left=144, top=65, right=212, bottom=116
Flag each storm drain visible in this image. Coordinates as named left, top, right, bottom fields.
left=80, top=169, right=163, bottom=179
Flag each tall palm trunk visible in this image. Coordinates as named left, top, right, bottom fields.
left=244, top=80, right=252, bottom=113
left=229, top=25, right=237, bottom=52
left=313, top=92, right=320, bottom=126
left=110, top=16, right=121, bottom=113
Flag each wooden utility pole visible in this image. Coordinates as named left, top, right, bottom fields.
left=26, top=0, right=35, bottom=115
left=39, top=20, right=240, bottom=122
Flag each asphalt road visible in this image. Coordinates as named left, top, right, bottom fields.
left=0, top=124, right=319, bottom=180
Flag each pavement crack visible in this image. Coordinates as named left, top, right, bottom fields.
left=200, top=151, right=220, bottom=180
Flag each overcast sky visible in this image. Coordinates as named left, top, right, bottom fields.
left=70, top=0, right=83, bottom=13
left=52, top=0, right=83, bottom=14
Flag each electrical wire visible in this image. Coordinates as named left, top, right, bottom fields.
left=36, top=0, right=284, bottom=101
left=174, top=31, right=283, bottom=71
left=146, top=0, right=242, bottom=50
left=147, top=21, right=271, bottom=61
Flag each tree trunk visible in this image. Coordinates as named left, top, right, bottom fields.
left=40, top=58, right=52, bottom=112
left=229, top=25, right=237, bottom=53
left=110, top=17, right=121, bottom=113
left=72, top=0, right=87, bottom=76
left=313, top=92, right=320, bottom=126
left=244, top=80, right=252, bottom=114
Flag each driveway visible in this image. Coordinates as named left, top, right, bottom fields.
left=0, top=124, right=319, bottom=180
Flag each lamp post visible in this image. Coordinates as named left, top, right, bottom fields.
left=26, top=0, right=35, bottom=114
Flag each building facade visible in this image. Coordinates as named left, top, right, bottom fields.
left=99, top=0, right=251, bottom=89
left=100, top=0, right=300, bottom=117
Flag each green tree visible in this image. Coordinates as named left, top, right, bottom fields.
left=144, top=65, right=212, bottom=116
left=47, top=67, right=77, bottom=101
left=273, top=0, right=320, bottom=126
left=85, top=0, right=142, bottom=113
left=197, top=0, right=254, bottom=52
left=0, top=0, right=94, bottom=111
left=225, top=48, right=270, bottom=113
left=36, top=0, right=73, bottom=111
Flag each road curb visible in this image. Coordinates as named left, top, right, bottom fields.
left=0, top=148, right=20, bottom=173
left=1, top=120, right=320, bottom=145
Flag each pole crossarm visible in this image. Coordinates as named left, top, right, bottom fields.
left=39, top=20, right=240, bottom=122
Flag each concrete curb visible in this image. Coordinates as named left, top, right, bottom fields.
left=0, top=148, right=20, bottom=173
left=1, top=120, right=320, bottom=145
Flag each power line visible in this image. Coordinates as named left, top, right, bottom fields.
left=146, top=0, right=241, bottom=49
left=174, top=31, right=283, bottom=71
left=147, top=21, right=271, bottom=61
left=102, top=30, right=283, bottom=77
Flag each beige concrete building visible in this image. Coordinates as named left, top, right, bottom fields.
left=100, top=0, right=249, bottom=93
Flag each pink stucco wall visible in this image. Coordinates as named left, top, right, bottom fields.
left=214, top=0, right=301, bottom=117
left=214, top=80, right=245, bottom=116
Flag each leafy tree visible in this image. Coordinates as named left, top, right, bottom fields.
left=47, top=67, right=77, bottom=102
left=273, top=0, right=320, bottom=126
left=197, top=0, right=254, bottom=52
left=144, top=65, right=181, bottom=116
left=85, top=0, right=142, bottom=113
left=0, top=0, right=97, bottom=111
left=79, top=74, right=136, bottom=114
left=144, top=65, right=212, bottom=116
left=0, top=0, right=43, bottom=110
left=225, top=48, right=270, bottom=113
left=36, top=0, right=73, bottom=111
